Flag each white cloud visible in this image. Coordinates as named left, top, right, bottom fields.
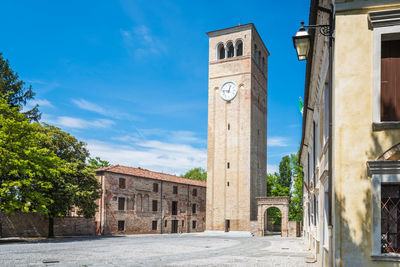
left=72, top=98, right=139, bottom=121
left=121, top=25, right=166, bottom=57
left=87, top=139, right=206, bottom=176
left=268, top=137, right=289, bottom=147
left=51, top=116, right=115, bottom=129
left=72, top=99, right=105, bottom=114
left=267, top=164, right=279, bottom=174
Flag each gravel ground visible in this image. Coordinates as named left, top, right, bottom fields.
left=0, top=233, right=317, bottom=266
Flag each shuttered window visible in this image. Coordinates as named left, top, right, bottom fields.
left=381, top=40, right=400, bottom=121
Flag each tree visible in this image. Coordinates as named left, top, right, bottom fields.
left=278, top=155, right=292, bottom=188
left=267, top=173, right=290, bottom=197
left=88, top=157, right=110, bottom=169
left=181, top=167, right=207, bottom=181
left=0, top=53, right=40, bottom=121
left=289, top=152, right=303, bottom=221
left=39, top=124, right=101, bottom=237
left=0, top=99, right=63, bottom=217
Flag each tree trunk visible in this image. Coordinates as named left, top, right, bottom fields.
left=48, top=217, right=54, bottom=238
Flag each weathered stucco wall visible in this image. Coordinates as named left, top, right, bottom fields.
left=334, top=6, right=400, bottom=266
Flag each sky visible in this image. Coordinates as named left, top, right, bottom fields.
left=2, top=0, right=309, bottom=175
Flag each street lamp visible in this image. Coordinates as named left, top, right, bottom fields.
left=292, top=21, right=332, bottom=61
left=292, top=22, right=311, bottom=61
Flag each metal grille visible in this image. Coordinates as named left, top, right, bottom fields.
left=381, top=184, right=400, bottom=253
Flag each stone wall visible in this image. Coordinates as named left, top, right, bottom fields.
left=2, top=212, right=95, bottom=237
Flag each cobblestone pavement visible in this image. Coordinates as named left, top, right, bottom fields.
left=0, top=233, right=317, bottom=266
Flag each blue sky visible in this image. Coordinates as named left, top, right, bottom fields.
left=2, top=0, right=309, bottom=175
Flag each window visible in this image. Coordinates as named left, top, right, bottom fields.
left=172, top=201, right=178, bottom=215
left=152, top=200, right=158, bottom=212
left=258, top=51, right=261, bottom=66
left=192, top=204, right=196, bottom=214
left=173, top=186, right=178, bottom=194
left=193, top=188, right=197, bottom=197
left=217, top=43, right=225, bottom=60
left=137, top=194, right=142, bottom=211
left=119, top=178, right=126, bottom=189
left=153, top=183, right=159, bottom=193
left=370, top=10, right=400, bottom=128
left=227, top=42, right=234, bottom=58
left=131, top=194, right=135, bottom=210
left=367, top=159, right=400, bottom=259
left=227, top=181, right=230, bottom=187
left=165, top=220, right=168, bottom=227
left=182, top=220, right=185, bottom=227
left=118, top=220, right=125, bottom=231
left=228, top=123, right=230, bottom=130
left=192, top=220, right=197, bottom=229
left=118, top=197, right=125, bottom=211
left=323, top=83, right=329, bottom=145
left=143, top=195, right=149, bottom=212
left=152, top=220, right=157, bottom=231
left=227, top=162, right=230, bottom=169
left=381, top=39, right=400, bottom=121
left=236, top=40, right=243, bottom=56
left=253, top=44, right=258, bottom=61
left=262, top=57, right=265, bottom=73
left=381, top=184, right=400, bottom=253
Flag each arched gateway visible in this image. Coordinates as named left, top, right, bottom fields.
left=256, top=196, right=290, bottom=237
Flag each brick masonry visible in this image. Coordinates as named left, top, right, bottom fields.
left=2, top=212, right=95, bottom=237
left=96, top=166, right=206, bottom=235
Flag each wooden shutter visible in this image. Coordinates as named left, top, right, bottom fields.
left=381, top=40, right=400, bottom=121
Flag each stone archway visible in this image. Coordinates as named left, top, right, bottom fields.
left=256, top=196, right=289, bottom=237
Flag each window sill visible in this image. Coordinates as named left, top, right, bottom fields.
left=373, top=122, right=400, bottom=131
left=371, top=253, right=400, bottom=262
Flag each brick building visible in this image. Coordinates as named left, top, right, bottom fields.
left=95, top=165, right=206, bottom=235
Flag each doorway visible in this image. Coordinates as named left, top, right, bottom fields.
left=171, top=220, right=178, bottom=233
left=225, top=219, right=230, bottom=232
left=264, top=207, right=281, bottom=235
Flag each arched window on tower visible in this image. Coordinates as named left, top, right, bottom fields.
left=254, top=44, right=258, bottom=61
left=227, top=42, right=234, bottom=58
left=258, top=51, right=261, bottom=66
left=236, top=40, right=243, bottom=56
left=217, top=43, right=225, bottom=60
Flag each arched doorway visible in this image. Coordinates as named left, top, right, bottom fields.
left=264, top=207, right=282, bottom=235
left=257, top=196, right=289, bottom=237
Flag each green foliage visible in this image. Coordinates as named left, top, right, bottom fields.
left=88, top=157, right=110, bottom=169
left=267, top=173, right=290, bottom=197
left=0, top=99, right=62, bottom=214
left=289, top=152, right=303, bottom=222
left=266, top=151, right=304, bottom=225
left=181, top=167, right=207, bottom=181
left=38, top=125, right=101, bottom=218
left=0, top=52, right=40, bottom=121
left=278, top=155, right=292, bottom=188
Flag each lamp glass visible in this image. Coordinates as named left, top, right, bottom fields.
left=293, top=28, right=311, bottom=61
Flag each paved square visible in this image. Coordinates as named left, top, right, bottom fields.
left=1, top=233, right=317, bottom=266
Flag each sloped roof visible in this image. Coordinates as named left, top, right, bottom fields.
left=96, top=165, right=206, bottom=187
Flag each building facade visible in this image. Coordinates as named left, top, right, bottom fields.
left=95, top=165, right=206, bottom=235
left=206, top=24, right=268, bottom=232
left=300, top=0, right=400, bottom=266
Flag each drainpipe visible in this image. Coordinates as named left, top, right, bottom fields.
left=187, top=184, right=190, bottom=233
left=160, top=181, right=163, bottom=234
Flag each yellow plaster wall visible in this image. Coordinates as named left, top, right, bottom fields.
left=334, top=8, right=400, bottom=266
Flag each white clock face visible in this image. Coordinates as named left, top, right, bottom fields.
left=220, top=82, right=238, bottom=101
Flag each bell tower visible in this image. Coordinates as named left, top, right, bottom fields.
left=206, top=24, right=268, bottom=232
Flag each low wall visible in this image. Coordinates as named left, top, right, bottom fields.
left=288, top=221, right=301, bottom=237
left=2, top=212, right=96, bottom=237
